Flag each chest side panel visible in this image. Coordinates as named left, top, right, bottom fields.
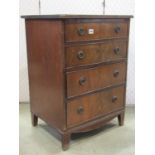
left=25, top=19, right=66, bottom=131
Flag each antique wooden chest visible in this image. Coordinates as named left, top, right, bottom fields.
left=22, top=15, right=132, bottom=150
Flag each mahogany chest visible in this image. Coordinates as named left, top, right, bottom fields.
left=22, top=15, right=132, bottom=150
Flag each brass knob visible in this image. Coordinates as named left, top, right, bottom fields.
left=77, top=51, right=85, bottom=60
left=79, top=77, right=86, bottom=85
left=114, top=26, right=121, bottom=33
left=78, top=28, right=85, bottom=36
left=113, top=70, right=119, bottom=77
left=114, top=48, right=120, bottom=55
left=112, top=96, right=118, bottom=102
left=77, top=106, right=84, bottom=114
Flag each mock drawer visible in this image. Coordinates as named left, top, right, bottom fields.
left=67, top=86, right=125, bottom=127
left=66, top=40, right=127, bottom=68
left=65, top=20, right=128, bottom=42
left=67, top=62, right=126, bottom=98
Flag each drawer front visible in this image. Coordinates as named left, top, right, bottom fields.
left=67, top=86, right=125, bottom=127
left=67, top=62, right=126, bottom=98
left=66, top=40, right=127, bottom=68
left=65, top=21, right=128, bottom=42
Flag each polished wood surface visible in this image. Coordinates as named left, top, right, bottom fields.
left=66, top=39, right=127, bottom=68
left=65, top=20, right=128, bottom=42
left=23, top=15, right=132, bottom=150
left=68, top=110, right=124, bottom=133
left=26, top=20, right=66, bottom=131
left=67, top=86, right=125, bottom=127
left=22, top=14, right=133, bottom=19
left=67, top=62, right=126, bottom=97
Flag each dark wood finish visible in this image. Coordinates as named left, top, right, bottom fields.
left=25, top=20, right=66, bottom=131
left=66, top=40, right=127, bottom=68
left=21, top=14, right=133, bottom=19
left=67, top=86, right=125, bottom=127
left=31, top=113, right=38, bottom=126
left=68, top=109, right=124, bottom=132
left=61, top=132, right=71, bottom=150
left=67, top=62, right=126, bottom=97
left=23, top=15, right=132, bottom=150
left=118, top=112, right=125, bottom=126
left=65, top=20, right=128, bottom=42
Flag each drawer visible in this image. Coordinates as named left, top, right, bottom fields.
left=65, top=20, right=128, bottom=42
left=67, top=62, right=126, bottom=98
left=67, top=86, right=125, bottom=127
left=66, top=40, right=127, bottom=68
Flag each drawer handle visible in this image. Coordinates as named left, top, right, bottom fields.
left=114, top=26, right=121, bottom=33
left=112, top=96, right=118, bottom=102
left=77, top=51, right=85, bottom=60
left=79, top=77, right=87, bottom=85
left=77, top=106, right=84, bottom=114
left=78, top=28, right=85, bottom=36
left=114, top=48, right=120, bottom=55
left=113, top=70, right=119, bottom=77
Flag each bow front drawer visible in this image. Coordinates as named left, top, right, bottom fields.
left=67, top=86, right=125, bottom=127
left=66, top=40, right=127, bottom=68
left=67, top=62, right=126, bottom=98
left=65, top=19, right=128, bottom=42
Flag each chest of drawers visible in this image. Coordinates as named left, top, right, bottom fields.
left=22, top=15, right=132, bottom=150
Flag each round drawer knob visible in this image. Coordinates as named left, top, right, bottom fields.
left=77, top=28, right=85, bottom=36
left=77, top=51, right=85, bottom=60
left=77, top=106, right=84, bottom=114
left=114, top=26, right=121, bottom=33
left=112, top=96, right=118, bottom=102
left=79, top=77, right=87, bottom=85
left=114, top=48, right=120, bottom=55
left=113, top=70, right=119, bottom=77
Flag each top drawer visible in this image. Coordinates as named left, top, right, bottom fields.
left=65, top=19, right=128, bottom=42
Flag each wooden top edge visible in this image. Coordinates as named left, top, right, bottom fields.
left=21, top=14, right=133, bottom=19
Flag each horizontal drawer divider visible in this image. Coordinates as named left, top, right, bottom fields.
left=67, top=82, right=126, bottom=100
left=65, top=58, right=127, bottom=72
left=65, top=37, right=128, bottom=45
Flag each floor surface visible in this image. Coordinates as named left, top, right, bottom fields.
left=19, top=104, right=135, bottom=155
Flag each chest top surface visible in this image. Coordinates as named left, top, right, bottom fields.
left=21, top=14, right=133, bottom=19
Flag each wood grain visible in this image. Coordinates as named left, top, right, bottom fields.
left=67, top=62, right=126, bottom=97
left=26, top=19, right=66, bottom=131
left=67, top=86, right=125, bottom=127
left=66, top=39, right=127, bottom=68
left=23, top=16, right=132, bottom=150
left=65, top=20, right=128, bottom=42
